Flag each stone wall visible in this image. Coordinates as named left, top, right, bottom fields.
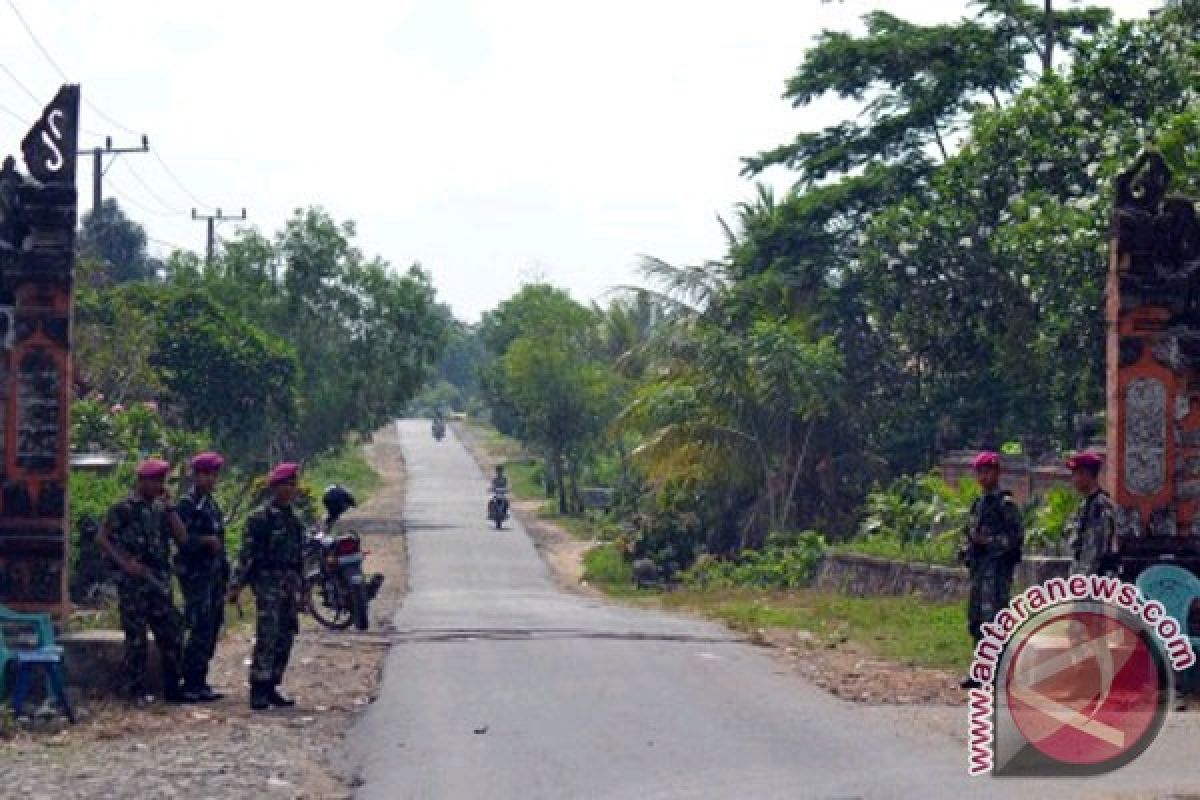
left=814, top=552, right=1072, bottom=603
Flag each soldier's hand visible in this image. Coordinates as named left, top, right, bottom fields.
left=202, top=535, right=222, bottom=554
left=226, top=585, right=241, bottom=605
left=126, top=560, right=149, bottom=579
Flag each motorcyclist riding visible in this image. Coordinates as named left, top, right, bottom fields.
left=491, top=465, right=508, bottom=493
left=488, top=466, right=510, bottom=526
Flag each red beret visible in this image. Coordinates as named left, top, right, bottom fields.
left=972, top=451, right=1001, bottom=470
left=191, top=452, right=225, bottom=472
left=1067, top=451, right=1104, bottom=471
left=267, top=462, right=300, bottom=486
left=136, top=458, right=170, bottom=479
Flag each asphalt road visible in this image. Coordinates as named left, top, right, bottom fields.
left=349, top=420, right=1200, bottom=799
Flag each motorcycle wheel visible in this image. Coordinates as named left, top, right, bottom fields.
left=494, top=514, right=503, bottom=530
left=305, top=575, right=354, bottom=630
left=351, top=582, right=369, bottom=631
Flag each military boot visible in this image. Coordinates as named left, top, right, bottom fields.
left=127, top=686, right=156, bottom=709
left=163, top=662, right=190, bottom=704
left=267, top=685, right=296, bottom=707
left=250, top=682, right=272, bottom=711
left=182, top=669, right=225, bottom=703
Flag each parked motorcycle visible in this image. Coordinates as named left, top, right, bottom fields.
left=303, top=485, right=384, bottom=631
left=487, top=488, right=509, bottom=530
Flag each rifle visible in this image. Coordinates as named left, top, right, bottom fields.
left=138, top=569, right=173, bottom=599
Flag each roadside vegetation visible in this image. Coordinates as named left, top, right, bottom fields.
left=68, top=202, right=443, bottom=604
left=423, top=3, right=1200, bottom=668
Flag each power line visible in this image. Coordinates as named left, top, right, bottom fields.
left=119, top=158, right=184, bottom=215
left=152, top=150, right=213, bottom=211
left=0, top=100, right=29, bottom=125
left=105, top=176, right=178, bottom=218
left=2, top=59, right=104, bottom=137
left=0, top=61, right=42, bottom=106
left=6, top=0, right=217, bottom=217
left=5, top=0, right=68, bottom=81
left=148, top=236, right=193, bottom=254
left=6, top=0, right=140, bottom=136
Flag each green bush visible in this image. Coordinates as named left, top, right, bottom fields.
left=682, top=531, right=827, bottom=590
left=859, top=472, right=979, bottom=543
left=839, top=472, right=980, bottom=566
left=624, top=508, right=704, bottom=579
left=583, top=543, right=634, bottom=588
left=303, top=443, right=383, bottom=502
left=1026, top=485, right=1077, bottom=554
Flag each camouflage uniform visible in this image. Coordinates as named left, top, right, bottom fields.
left=104, top=494, right=185, bottom=696
left=1069, top=489, right=1118, bottom=576
left=233, top=501, right=305, bottom=688
left=964, top=490, right=1024, bottom=642
left=176, top=488, right=228, bottom=690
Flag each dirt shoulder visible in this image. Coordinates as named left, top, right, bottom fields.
left=0, top=429, right=408, bottom=799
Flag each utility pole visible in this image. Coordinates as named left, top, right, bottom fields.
left=191, top=207, right=247, bottom=266
left=78, top=135, right=150, bottom=214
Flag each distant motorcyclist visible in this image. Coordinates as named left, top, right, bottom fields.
left=491, top=465, right=509, bottom=493
left=488, top=465, right=510, bottom=525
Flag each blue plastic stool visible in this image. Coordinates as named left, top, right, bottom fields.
left=11, top=646, right=75, bottom=723
left=1137, top=565, right=1200, bottom=693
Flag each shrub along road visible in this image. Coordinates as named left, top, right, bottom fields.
left=348, top=420, right=1200, bottom=799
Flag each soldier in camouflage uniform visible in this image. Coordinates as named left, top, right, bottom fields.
left=96, top=458, right=190, bottom=706
left=176, top=452, right=229, bottom=703
left=1066, top=451, right=1118, bottom=576
left=960, top=451, right=1024, bottom=689
left=229, top=462, right=305, bottom=710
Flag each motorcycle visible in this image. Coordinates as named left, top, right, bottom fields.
left=432, top=419, right=446, bottom=441
left=487, top=488, right=510, bottom=530
left=303, top=485, right=384, bottom=631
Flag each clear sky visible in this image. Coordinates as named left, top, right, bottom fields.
left=0, top=0, right=1162, bottom=320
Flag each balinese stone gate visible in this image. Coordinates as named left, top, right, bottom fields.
left=1107, top=151, right=1200, bottom=540
left=0, top=85, right=79, bottom=616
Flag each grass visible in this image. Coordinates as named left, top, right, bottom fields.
left=581, top=545, right=970, bottom=670
left=506, top=460, right=546, bottom=502
left=657, top=587, right=973, bottom=671
left=305, top=441, right=384, bottom=503
left=830, top=536, right=959, bottom=567
left=582, top=543, right=642, bottom=597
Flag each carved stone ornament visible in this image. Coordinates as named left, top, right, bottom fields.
left=1113, top=151, right=1200, bottom=323
left=0, top=85, right=78, bottom=614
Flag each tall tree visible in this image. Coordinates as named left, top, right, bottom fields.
left=743, top=2, right=1111, bottom=186
left=77, top=198, right=154, bottom=283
